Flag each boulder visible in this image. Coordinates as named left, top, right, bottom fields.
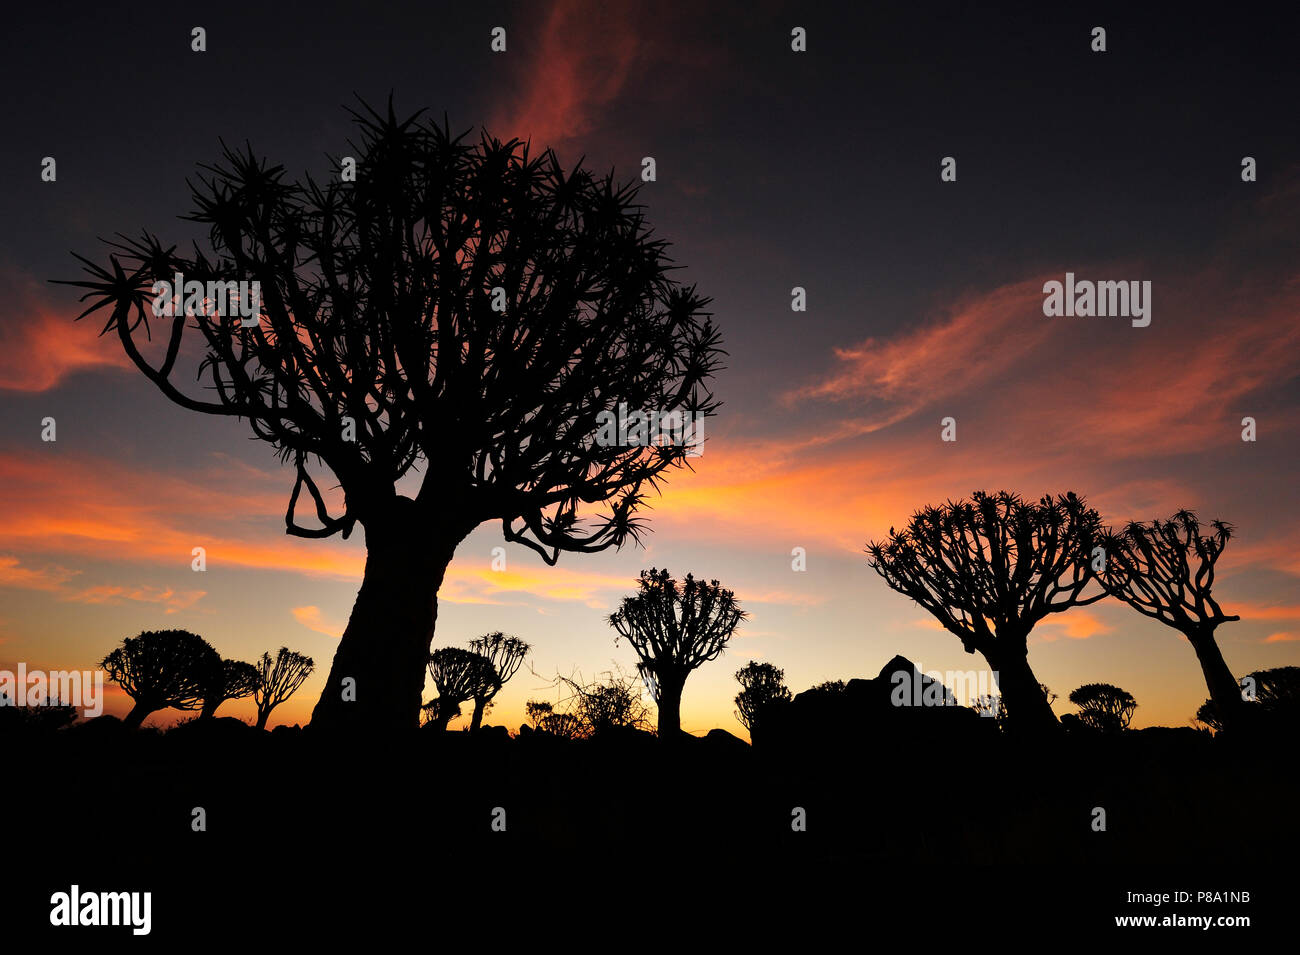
left=759, top=654, right=993, bottom=751
left=703, top=728, right=749, bottom=749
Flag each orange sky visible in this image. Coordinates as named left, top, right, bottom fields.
left=2, top=0, right=1297, bottom=736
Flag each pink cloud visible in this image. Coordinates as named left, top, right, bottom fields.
left=0, top=265, right=131, bottom=392
left=64, top=584, right=206, bottom=614
left=486, top=0, right=646, bottom=152
left=292, top=605, right=345, bottom=639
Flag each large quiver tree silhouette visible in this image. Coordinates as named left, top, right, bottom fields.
left=253, top=648, right=315, bottom=730
left=176, top=657, right=260, bottom=719
left=733, top=661, right=792, bottom=743
left=866, top=491, right=1104, bottom=734
left=57, top=99, right=722, bottom=732
left=1099, top=511, right=1245, bottom=731
left=424, top=647, right=494, bottom=731
left=101, top=630, right=220, bottom=729
left=608, top=568, right=746, bottom=737
left=465, top=633, right=529, bottom=731
left=1068, top=683, right=1137, bottom=734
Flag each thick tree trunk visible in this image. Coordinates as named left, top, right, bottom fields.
left=255, top=707, right=271, bottom=731
left=199, top=698, right=219, bottom=719
left=656, top=672, right=686, bottom=738
left=985, top=642, right=1059, bottom=735
left=1186, top=624, right=1245, bottom=731
left=310, top=504, right=467, bottom=733
left=470, top=696, right=487, bottom=732
left=123, top=701, right=151, bottom=730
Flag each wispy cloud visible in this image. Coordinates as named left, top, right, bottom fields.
left=440, top=564, right=633, bottom=609
left=0, top=265, right=130, bottom=392
left=1035, top=611, right=1114, bottom=642
left=0, top=555, right=80, bottom=591
left=486, top=0, right=647, bottom=151
left=0, top=451, right=363, bottom=578
left=64, top=584, right=206, bottom=614
left=783, top=278, right=1051, bottom=430
left=292, top=605, right=346, bottom=639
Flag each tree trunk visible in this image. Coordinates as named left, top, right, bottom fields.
left=199, top=698, right=219, bottom=719
left=255, top=707, right=270, bottom=731
left=1186, top=624, right=1245, bottom=731
left=470, top=696, right=486, bottom=732
left=310, top=502, right=469, bottom=733
left=656, top=672, right=686, bottom=738
left=429, top=700, right=458, bottom=732
left=123, top=701, right=151, bottom=730
left=986, top=643, right=1058, bottom=735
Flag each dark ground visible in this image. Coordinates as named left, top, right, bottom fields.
left=3, top=714, right=1296, bottom=941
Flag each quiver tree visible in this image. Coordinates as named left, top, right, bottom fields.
left=1099, top=511, right=1245, bottom=731
left=180, top=658, right=260, bottom=719
left=1248, top=666, right=1300, bottom=712
left=1068, top=683, right=1137, bottom=734
left=867, top=491, right=1105, bottom=734
left=425, top=647, right=494, bottom=731
left=1201, top=666, right=1300, bottom=731
left=608, top=569, right=746, bottom=737
left=57, top=98, right=723, bottom=733
left=101, top=630, right=220, bottom=729
left=465, top=633, right=530, bottom=731
left=733, top=661, right=791, bottom=741
left=253, top=647, right=315, bottom=730
left=1194, top=699, right=1224, bottom=733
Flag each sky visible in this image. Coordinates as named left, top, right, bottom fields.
left=1, top=1, right=1297, bottom=735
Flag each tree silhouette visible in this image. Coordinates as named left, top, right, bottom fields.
left=1069, top=683, right=1137, bottom=734
left=971, top=684, right=1056, bottom=730
left=0, top=694, right=78, bottom=734
left=1198, top=666, right=1300, bottom=732
left=733, top=661, right=791, bottom=740
left=867, top=491, right=1104, bottom=734
left=465, top=633, right=530, bottom=731
left=525, top=700, right=553, bottom=731
left=101, top=630, right=220, bottom=729
left=57, top=99, right=723, bottom=732
left=805, top=679, right=847, bottom=699
left=181, top=658, right=260, bottom=719
left=540, top=711, right=585, bottom=739
left=425, top=647, right=494, bottom=731
left=1099, top=511, right=1245, bottom=731
left=253, top=648, right=315, bottom=730
left=1194, top=699, right=1223, bottom=733
left=970, top=693, right=1008, bottom=727
left=608, top=568, right=746, bottom=737
left=1246, top=665, right=1300, bottom=711
left=553, top=667, right=652, bottom=737
left=524, top=695, right=588, bottom=738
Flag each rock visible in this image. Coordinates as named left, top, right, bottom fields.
left=703, top=728, right=749, bottom=748
left=476, top=724, right=510, bottom=743
left=759, top=654, right=992, bottom=751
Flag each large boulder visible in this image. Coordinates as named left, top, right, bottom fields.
left=759, top=654, right=993, bottom=751
left=701, top=728, right=749, bottom=749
